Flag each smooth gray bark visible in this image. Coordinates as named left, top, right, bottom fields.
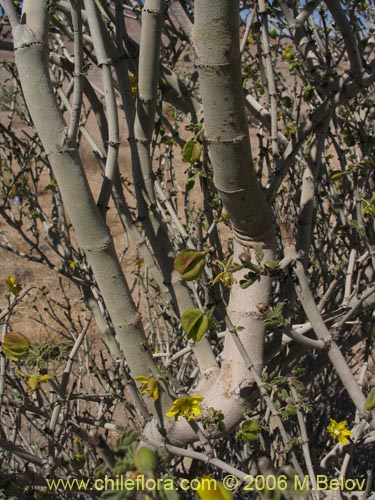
left=7, top=0, right=157, bottom=400
left=145, top=0, right=277, bottom=445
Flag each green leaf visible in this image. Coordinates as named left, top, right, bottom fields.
left=93, top=463, right=108, bottom=478
left=114, top=456, right=133, bottom=475
left=182, top=141, right=202, bottom=163
left=268, top=28, right=277, bottom=38
left=115, top=430, right=138, bottom=452
left=264, top=260, right=280, bottom=271
left=330, top=170, right=345, bottom=181
left=285, top=404, right=297, bottom=415
left=2, top=332, right=30, bottom=361
left=239, top=270, right=260, bottom=289
left=134, top=447, right=158, bottom=473
left=264, top=303, right=285, bottom=329
left=242, top=420, right=260, bottom=432
left=185, top=177, right=195, bottom=191
left=181, top=308, right=213, bottom=342
left=254, top=244, right=264, bottom=264
left=358, top=159, right=375, bottom=170
left=237, top=420, right=260, bottom=442
left=365, top=388, right=375, bottom=410
left=174, top=249, right=205, bottom=281
left=239, top=253, right=261, bottom=273
left=303, top=85, right=314, bottom=102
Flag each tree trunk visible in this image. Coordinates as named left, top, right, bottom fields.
left=10, top=0, right=157, bottom=401
left=144, top=0, right=277, bottom=444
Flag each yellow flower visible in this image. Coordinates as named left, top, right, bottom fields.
left=166, top=395, right=203, bottom=421
left=129, top=72, right=138, bottom=95
left=6, top=276, right=22, bottom=297
left=16, top=370, right=52, bottom=393
left=69, top=260, right=78, bottom=271
left=327, top=419, right=352, bottom=445
left=214, top=271, right=234, bottom=288
left=135, top=376, right=159, bottom=401
left=196, top=476, right=233, bottom=500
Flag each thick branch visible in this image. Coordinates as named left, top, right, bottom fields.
left=10, top=0, right=159, bottom=409
left=194, top=0, right=274, bottom=244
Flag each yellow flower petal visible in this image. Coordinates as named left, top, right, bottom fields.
left=327, top=419, right=352, bottom=445
left=166, top=395, right=204, bottom=421
left=28, top=376, right=41, bottom=392
left=189, top=395, right=204, bottom=404
left=196, top=477, right=233, bottom=500
left=16, top=370, right=52, bottom=393
left=6, top=276, right=22, bottom=297
left=135, top=376, right=159, bottom=401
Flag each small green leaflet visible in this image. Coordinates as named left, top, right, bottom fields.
left=182, top=141, right=202, bottom=163
left=174, top=249, right=205, bottom=281
left=330, top=171, right=345, bottom=181
left=115, top=430, right=138, bottom=452
left=185, top=177, right=195, bottom=191
left=2, top=332, right=30, bottom=361
left=181, top=308, right=213, bottom=343
left=264, top=303, right=285, bottom=329
left=237, top=420, right=260, bottom=442
left=134, top=447, right=158, bottom=473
